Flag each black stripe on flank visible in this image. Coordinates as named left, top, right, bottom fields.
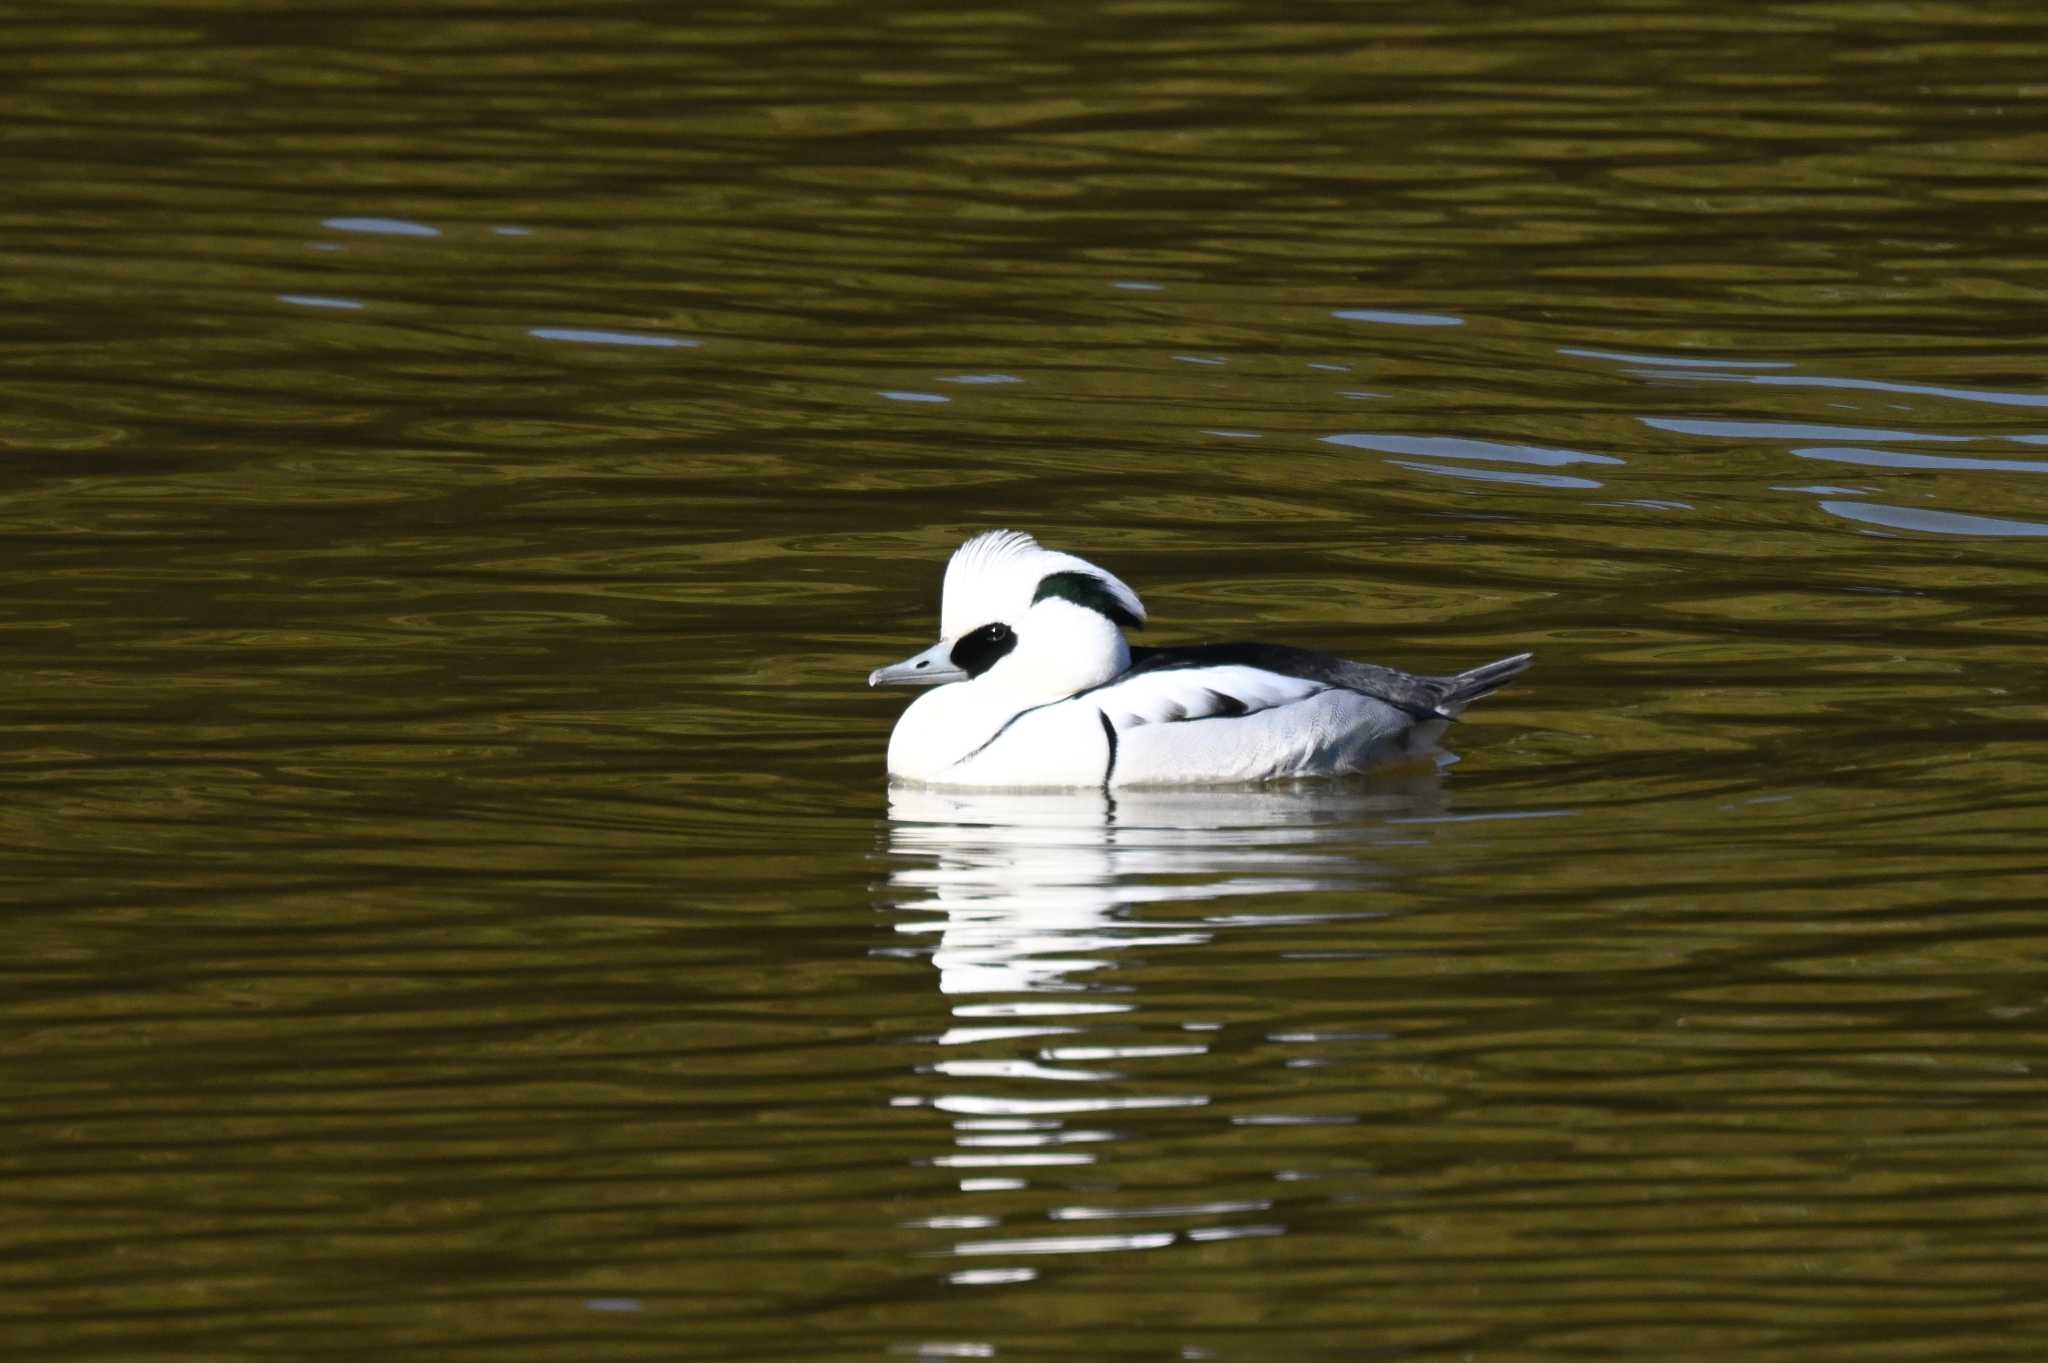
left=1097, top=709, right=1118, bottom=787
left=1033, top=571, right=1143, bottom=631
left=949, top=621, right=1017, bottom=677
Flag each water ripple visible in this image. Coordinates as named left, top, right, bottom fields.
left=1818, top=499, right=2048, bottom=537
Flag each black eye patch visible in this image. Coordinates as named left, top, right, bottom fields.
left=950, top=622, right=1017, bottom=677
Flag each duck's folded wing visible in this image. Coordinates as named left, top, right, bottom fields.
left=1094, top=663, right=1328, bottom=729
left=1121, top=642, right=1494, bottom=720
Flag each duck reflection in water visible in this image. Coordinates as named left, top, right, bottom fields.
left=879, top=773, right=1447, bottom=998
left=876, top=772, right=1475, bottom=1276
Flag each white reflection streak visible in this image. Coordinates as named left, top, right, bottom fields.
left=887, top=790, right=1202, bottom=996
left=885, top=785, right=1410, bottom=998
left=932, top=1094, right=1206, bottom=1116
left=934, top=1153, right=1096, bottom=1168
left=932, top=1059, right=1113, bottom=1082
left=934, top=1024, right=1077, bottom=1045
left=950, top=1231, right=1177, bottom=1256
left=1050, top=1199, right=1273, bottom=1221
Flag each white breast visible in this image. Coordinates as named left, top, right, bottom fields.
left=889, top=685, right=1115, bottom=788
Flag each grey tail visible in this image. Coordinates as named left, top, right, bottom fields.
left=1434, top=652, right=1533, bottom=718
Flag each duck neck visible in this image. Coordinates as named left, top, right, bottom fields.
left=886, top=608, right=1131, bottom=782
left=994, top=602, right=1129, bottom=707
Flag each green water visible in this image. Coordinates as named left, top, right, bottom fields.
left=7, top=2, right=2048, bottom=1359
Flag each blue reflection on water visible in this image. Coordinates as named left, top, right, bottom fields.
left=321, top=216, right=440, bottom=237
left=1389, top=460, right=1603, bottom=490
left=1332, top=308, right=1463, bottom=327
left=1324, top=433, right=1622, bottom=467
left=278, top=294, right=365, bottom=310
left=1792, top=446, right=2048, bottom=476
left=1563, top=346, right=1793, bottom=369
left=528, top=327, right=699, bottom=348
left=1642, top=417, right=1973, bottom=443
left=1819, top=500, right=2048, bottom=537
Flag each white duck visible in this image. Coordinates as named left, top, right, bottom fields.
left=869, top=530, right=1529, bottom=789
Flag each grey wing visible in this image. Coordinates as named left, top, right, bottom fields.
left=1117, top=644, right=1532, bottom=720
left=1319, top=652, right=1531, bottom=717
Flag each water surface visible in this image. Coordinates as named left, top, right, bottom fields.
left=7, top=2, right=2048, bottom=1360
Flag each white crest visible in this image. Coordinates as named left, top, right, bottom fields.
left=939, top=530, right=1146, bottom=639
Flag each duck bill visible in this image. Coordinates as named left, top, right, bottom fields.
left=869, top=639, right=968, bottom=688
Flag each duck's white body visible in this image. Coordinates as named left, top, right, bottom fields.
left=870, top=531, right=1529, bottom=790
left=886, top=660, right=1445, bottom=787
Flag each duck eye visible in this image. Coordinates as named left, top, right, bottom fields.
left=949, top=621, right=1017, bottom=678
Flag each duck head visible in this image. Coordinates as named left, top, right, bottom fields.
left=869, top=530, right=1146, bottom=706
